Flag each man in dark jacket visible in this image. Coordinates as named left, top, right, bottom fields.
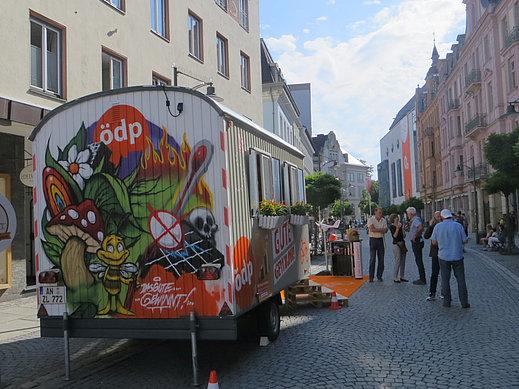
left=424, top=211, right=442, bottom=301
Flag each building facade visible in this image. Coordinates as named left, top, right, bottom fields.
left=378, top=97, right=421, bottom=208
left=260, top=39, right=315, bottom=175
left=0, top=0, right=262, bottom=300
left=417, top=0, right=519, bottom=235
left=313, top=132, right=369, bottom=221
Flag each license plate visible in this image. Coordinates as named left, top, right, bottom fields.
left=39, top=286, right=67, bottom=304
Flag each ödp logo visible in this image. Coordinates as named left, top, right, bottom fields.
left=233, top=237, right=255, bottom=310
left=94, top=105, right=150, bottom=163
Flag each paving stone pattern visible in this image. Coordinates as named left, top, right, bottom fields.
left=1, top=229, right=519, bottom=388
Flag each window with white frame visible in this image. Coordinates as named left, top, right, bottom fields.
left=357, top=173, right=363, bottom=182
left=151, top=0, right=168, bottom=38
left=240, top=52, right=250, bottom=91
left=188, top=12, right=202, bottom=61
left=215, top=0, right=227, bottom=11
left=348, top=173, right=354, bottom=182
left=102, top=50, right=125, bottom=91
left=217, top=33, right=228, bottom=77
left=239, top=0, right=248, bottom=30
left=30, top=18, right=62, bottom=97
left=152, top=72, right=170, bottom=86
left=105, top=0, right=124, bottom=11
left=510, top=59, right=517, bottom=90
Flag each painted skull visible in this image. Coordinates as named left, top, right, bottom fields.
left=188, top=207, right=218, bottom=240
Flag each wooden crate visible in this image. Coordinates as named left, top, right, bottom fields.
left=284, top=279, right=348, bottom=310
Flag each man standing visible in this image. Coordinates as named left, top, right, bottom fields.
left=407, top=207, right=426, bottom=285
left=431, top=209, right=470, bottom=308
left=367, top=208, right=388, bottom=282
left=424, top=211, right=442, bottom=300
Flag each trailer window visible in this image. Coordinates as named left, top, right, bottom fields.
left=272, top=158, right=282, bottom=203
left=259, top=154, right=274, bottom=202
left=283, top=163, right=305, bottom=206
left=298, top=168, right=306, bottom=203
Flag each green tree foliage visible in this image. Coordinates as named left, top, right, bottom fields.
left=369, top=180, right=379, bottom=204
left=400, top=197, right=424, bottom=212
left=483, top=171, right=519, bottom=198
left=330, top=200, right=353, bottom=218
left=383, top=204, right=400, bottom=216
left=485, top=127, right=519, bottom=175
left=305, top=172, right=341, bottom=211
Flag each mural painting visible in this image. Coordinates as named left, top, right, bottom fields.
left=38, top=105, right=224, bottom=319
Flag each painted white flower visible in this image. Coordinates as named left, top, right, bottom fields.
left=59, top=145, right=93, bottom=190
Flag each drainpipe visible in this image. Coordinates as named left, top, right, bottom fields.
left=270, top=86, right=275, bottom=135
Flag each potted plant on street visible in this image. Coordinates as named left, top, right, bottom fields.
left=258, top=200, right=288, bottom=229
left=290, top=202, right=311, bottom=225
left=346, top=228, right=360, bottom=242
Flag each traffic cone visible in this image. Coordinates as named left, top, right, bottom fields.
left=207, top=370, right=219, bottom=389
left=328, top=291, right=342, bottom=310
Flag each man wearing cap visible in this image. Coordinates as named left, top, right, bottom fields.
left=431, top=209, right=470, bottom=308
left=367, top=207, right=388, bottom=282
left=406, top=207, right=426, bottom=285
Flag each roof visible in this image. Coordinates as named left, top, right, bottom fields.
left=388, top=96, right=415, bottom=131
left=312, top=133, right=328, bottom=155
left=340, top=147, right=366, bottom=166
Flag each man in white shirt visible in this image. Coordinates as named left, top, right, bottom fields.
left=367, top=208, right=388, bottom=282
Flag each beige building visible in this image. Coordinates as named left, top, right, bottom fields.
left=0, top=0, right=261, bottom=300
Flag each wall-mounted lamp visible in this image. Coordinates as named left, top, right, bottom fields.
left=499, top=99, right=519, bottom=120
left=107, top=28, right=118, bottom=37
left=172, top=66, right=224, bottom=102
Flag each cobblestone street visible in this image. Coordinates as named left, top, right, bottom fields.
left=2, top=229, right=519, bottom=388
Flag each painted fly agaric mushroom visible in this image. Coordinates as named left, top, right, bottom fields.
left=46, top=199, right=105, bottom=290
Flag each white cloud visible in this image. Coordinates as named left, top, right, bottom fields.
left=303, top=29, right=310, bottom=34
left=267, top=0, right=466, bottom=172
left=327, top=0, right=336, bottom=4
left=348, top=20, right=366, bottom=31
left=364, top=0, right=381, bottom=4
left=260, top=24, right=271, bottom=30
left=264, top=35, right=298, bottom=53
left=317, top=16, right=327, bottom=22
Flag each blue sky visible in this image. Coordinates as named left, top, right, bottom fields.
left=259, top=0, right=466, bottom=178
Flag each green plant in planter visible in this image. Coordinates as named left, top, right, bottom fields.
left=291, top=202, right=312, bottom=216
left=260, top=200, right=288, bottom=216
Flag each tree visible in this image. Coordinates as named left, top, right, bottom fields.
left=484, top=128, right=519, bottom=253
left=359, top=159, right=374, bottom=177
left=399, top=197, right=424, bottom=213
left=383, top=204, right=400, bottom=216
left=305, top=172, right=341, bottom=211
left=369, top=180, right=379, bottom=204
left=330, top=200, right=353, bottom=218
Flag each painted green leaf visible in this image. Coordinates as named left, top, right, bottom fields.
left=61, top=122, right=87, bottom=162
left=41, top=239, right=63, bottom=267
left=45, top=141, right=83, bottom=203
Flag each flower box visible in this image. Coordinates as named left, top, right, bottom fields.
left=258, top=215, right=287, bottom=229
left=290, top=214, right=309, bottom=225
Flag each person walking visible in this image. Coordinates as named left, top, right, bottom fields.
left=389, top=214, right=408, bottom=283
left=431, top=209, right=470, bottom=308
left=368, top=208, right=388, bottom=282
left=406, top=207, right=426, bottom=285
left=424, top=211, right=442, bottom=300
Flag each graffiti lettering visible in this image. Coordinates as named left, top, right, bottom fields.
left=139, top=286, right=196, bottom=313
left=274, top=221, right=292, bottom=255
left=274, top=246, right=295, bottom=282
left=100, top=119, right=143, bottom=146
left=234, top=260, right=253, bottom=292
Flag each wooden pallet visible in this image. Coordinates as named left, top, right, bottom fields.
left=284, top=279, right=348, bottom=310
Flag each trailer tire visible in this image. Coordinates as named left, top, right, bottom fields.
left=261, top=298, right=280, bottom=342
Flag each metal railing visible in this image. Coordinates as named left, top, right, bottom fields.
left=448, top=98, right=460, bottom=111
left=239, top=9, right=248, bottom=30
left=504, top=27, right=519, bottom=50
left=465, top=114, right=487, bottom=135
left=465, top=69, right=481, bottom=88
left=466, top=162, right=490, bottom=181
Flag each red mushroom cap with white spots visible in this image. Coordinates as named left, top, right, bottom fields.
left=46, top=199, right=104, bottom=253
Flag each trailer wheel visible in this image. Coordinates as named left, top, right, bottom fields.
left=261, top=298, right=280, bottom=342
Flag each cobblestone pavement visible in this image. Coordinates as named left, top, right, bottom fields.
left=2, top=229, right=519, bottom=388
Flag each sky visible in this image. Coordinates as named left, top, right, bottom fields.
left=259, top=0, right=467, bottom=179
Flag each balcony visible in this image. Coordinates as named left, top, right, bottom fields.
left=464, top=114, right=487, bottom=137
left=423, top=127, right=434, bottom=138
left=447, top=98, right=460, bottom=111
left=504, top=27, right=519, bottom=51
left=465, top=69, right=482, bottom=93
left=466, top=162, right=490, bottom=182
left=239, top=9, right=248, bottom=31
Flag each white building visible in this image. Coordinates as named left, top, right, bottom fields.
left=378, top=97, right=421, bottom=208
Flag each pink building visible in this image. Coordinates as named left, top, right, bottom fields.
left=418, top=0, right=519, bottom=236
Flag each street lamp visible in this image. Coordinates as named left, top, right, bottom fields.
left=172, top=66, right=224, bottom=102
left=454, top=156, right=479, bottom=242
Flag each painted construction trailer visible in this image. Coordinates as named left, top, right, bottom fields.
left=30, top=86, right=310, bottom=344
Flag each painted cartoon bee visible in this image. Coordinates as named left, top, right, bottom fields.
left=89, top=234, right=138, bottom=316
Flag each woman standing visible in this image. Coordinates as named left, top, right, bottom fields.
left=389, top=214, right=408, bottom=283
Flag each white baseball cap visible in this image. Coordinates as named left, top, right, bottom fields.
left=441, top=209, right=452, bottom=219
